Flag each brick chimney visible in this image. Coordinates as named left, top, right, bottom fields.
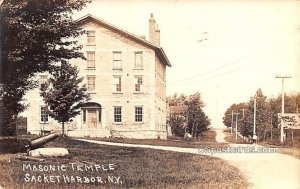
left=155, top=24, right=160, bottom=46
left=149, top=13, right=160, bottom=46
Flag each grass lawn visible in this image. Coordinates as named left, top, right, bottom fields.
left=259, top=130, right=300, bottom=159
left=271, top=145, right=300, bottom=159
left=0, top=135, right=248, bottom=189
left=88, top=129, right=228, bottom=149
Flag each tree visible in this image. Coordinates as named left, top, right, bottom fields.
left=268, top=92, right=300, bottom=135
left=234, top=89, right=271, bottom=141
left=0, top=0, right=91, bottom=136
left=40, top=61, right=90, bottom=136
left=252, top=89, right=271, bottom=140
left=168, top=92, right=210, bottom=138
left=170, top=114, right=186, bottom=137
left=224, top=89, right=274, bottom=142
left=185, top=92, right=210, bottom=137
left=223, top=102, right=247, bottom=128
left=223, top=89, right=300, bottom=142
left=167, top=93, right=187, bottom=106
left=168, top=93, right=188, bottom=137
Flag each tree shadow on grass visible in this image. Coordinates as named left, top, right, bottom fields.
left=0, top=138, right=27, bottom=153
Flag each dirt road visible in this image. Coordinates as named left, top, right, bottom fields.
left=78, top=129, right=300, bottom=189
left=214, top=129, right=300, bottom=189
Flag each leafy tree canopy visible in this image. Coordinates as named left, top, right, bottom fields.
left=40, top=61, right=90, bottom=135
left=223, top=88, right=300, bottom=142
left=0, top=0, right=90, bottom=135
left=168, top=92, right=210, bottom=138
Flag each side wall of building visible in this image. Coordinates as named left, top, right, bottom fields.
left=154, top=56, right=167, bottom=139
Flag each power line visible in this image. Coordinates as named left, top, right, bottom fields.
left=168, top=64, right=246, bottom=87
left=167, top=51, right=257, bottom=84
left=167, top=33, right=300, bottom=85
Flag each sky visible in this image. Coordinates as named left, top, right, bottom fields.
left=74, top=0, right=300, bottom=128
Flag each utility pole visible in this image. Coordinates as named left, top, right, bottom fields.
left=185, top=106, right=189, bottom=134
left=275, top=75, right=291, bottom=143
left=234, top=113, right=240, bottom=141
left=241, top=108, right=245, bottom=141
left=270, top=117, right=273, bottom=141
left=231, top=110, right=234, bottom=134
left=250, top=96, right=257, bottom=140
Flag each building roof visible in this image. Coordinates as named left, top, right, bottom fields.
left=76, top=14, right=171, bottom=67
left=170, top=105, right=188, bottom=114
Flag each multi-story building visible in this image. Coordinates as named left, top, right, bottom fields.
left=22, top=13, right=171, bottom=139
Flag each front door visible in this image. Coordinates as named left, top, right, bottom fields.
left=87, top=109, right=97, bottom=128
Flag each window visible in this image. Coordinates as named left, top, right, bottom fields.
left=87, top=76, right=95, bottom=91
left=114, top=107, right=122, bottom=123
left=82, top=109, right=86, bottom=123
left=113, top=52, right=122, bottom=69
left=87, top=30, right=95, bottom=45
left=135, top=107, right=143, bottom=122
left=87, top=52, right=95, bottom=68
left=40, top=106, right=48, bottom=123
left=134, top=76, right=143, bottom=92
left=40, top=75, right=48, bottom=88
left=113, top=76, right=122, bottom=92
left=98, top=108, right=102, bottom=122
left=135, top=52, right=143, bottom=68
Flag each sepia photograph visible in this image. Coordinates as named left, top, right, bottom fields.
left=0, top=0, right=299, bottom=188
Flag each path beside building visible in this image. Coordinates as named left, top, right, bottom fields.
left=77, top=129, right=300, bottom=189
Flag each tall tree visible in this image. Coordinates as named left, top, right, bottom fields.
left=236, top=89, right=270, bottom=140
left=223, top=90, right=300, bottom=142
left=268, top=92, right=300, bottom=136
left=170, top=114, right=186, bottom=137
left=252, top=89, right=272, bottom=140
left=223, top=102, right=247, bottom=128
left=185, top=92, right=209, bottom=137
left=40, top=61, right=90, bottom=136
left=0, top=0, right=90, bottom=136
left=168, top=92, right=210, bottom=138
left=167, top=93, right=187, bottom=106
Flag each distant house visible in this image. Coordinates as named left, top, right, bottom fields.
left=22, top=13, right=171, bottom=139
left=169, top=105, right=188, bottom=116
